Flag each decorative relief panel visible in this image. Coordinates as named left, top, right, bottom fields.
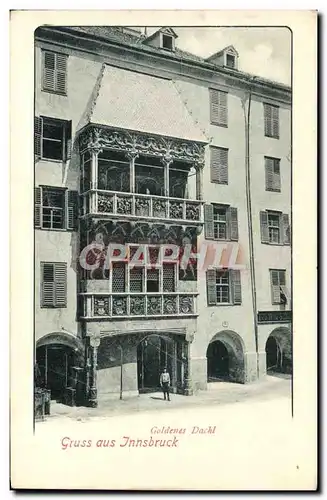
left=79, top=125, right=206, bottom=166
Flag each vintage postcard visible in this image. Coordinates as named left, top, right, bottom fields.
left=10, top=9, right=317, bottom=490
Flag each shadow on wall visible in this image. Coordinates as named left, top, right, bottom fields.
left=207, top=330, right=245, bottom=384
left=97, top=336, right=138, bottom=370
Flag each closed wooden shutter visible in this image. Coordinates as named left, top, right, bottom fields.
left=204, top=204, right=214, bottom=239
left=56, top=53, right=67, bottom=94
left=229, top=207, right=239, bottom=241
left=282, top=213, right=290, bottom=245
left=34, top=186, right=42, bottom=228
left=270, top=270, right=281, bottom=304
left=231, top=269, right=242, bottom=305
left=64, top=120, right=72, bottom=160
left=210, top=89, right=228, bottom=126
left=41, top=263, right=55, bottom=307
left=54, top=263, right=67, bottom=307
left=34, top=116, right=43, bottom=159
left=264, top=103, right=272, bottom=137
left=67, top=190, right=78, bottom=230
left=42, top=51, right=67, bottom=94
left=272, top=105, right=279, bottom=138
left=273, top=159, right=281, bottom=191
left=206, top=269, right=217, bottom=305
left=210, top=147, right=228, bottom=184
left=265, top=157, right=274, bottom=191
left=43, top=51, right=56, bottom=91
left=260, top=211, right=269, bottom=243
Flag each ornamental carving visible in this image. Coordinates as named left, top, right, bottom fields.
left=135, top=197, right=150, bottom=216
left=169, top=201, right=183, bottom=219
left=79, top=125, right=206, bottom=165
left=94, top=297, right=110, bottom=316
left=147, top=296, right=162, bottom=315
left=117, top=196, right=132, bottom=214
left=112, top=297, right=127, bottom=316
left=152, top=199, right=166, bottom=218
left=163, top=296, right=178, bottom=315
left=185, top=203, right=200, bottom=221
left=179, top=296, right=193, bottom=314
left=130, top=296, right=146, bottom=316
left=98, top=194, right=114, bottom=213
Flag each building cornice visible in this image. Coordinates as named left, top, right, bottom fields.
left=35, top=26, right=291, bottom=105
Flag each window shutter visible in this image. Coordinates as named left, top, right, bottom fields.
left=65, top=120, right=72, bottom=161
left=272, top=106, right=279, bottom=138
left=34, top=116, right=43, bottom=159
left=229, top=207, right=239, bottom=241
left=67, top=190, right=78, bottom=230
left=260, top=211, right=269, bottom=243
left=270, top=270, right=281, bottom=304
left=265, top=157, right=274, bottom=191
left=210, top=147, right=228, bottom=184
left=41, top=263, right=55, bottom=307
left=56, top=53, right=67, bottom=94
left=210, top=90, right=228, bottom=126
left=43, top=51, right=56, bottom=91
left=282, top=213, right=290, bottom=245
left=231, top=269, right=242, bottom=305
left=34, top=187, right=42, bottom=228
left=206, top=270, right=217, bottom=305
left=54, top=263, right=67, bottom=307
left=264, top=103, right=272, bottom=137
left=273, top=160, right=281, bottom=191
left=204, top=204, right=214, bottom=239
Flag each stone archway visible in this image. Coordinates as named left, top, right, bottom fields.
left=265, top=327, right=292, bottom=374
left=206, top=330, right=245, bottom=384
left=35, top=332, right=85, bottom=404
left=137, top=334, right=175, bottom=393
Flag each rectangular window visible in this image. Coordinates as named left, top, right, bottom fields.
left=216, top=270, right=230, bottom=303
left=265, top=157, right=281, bottom=192
left=162, top=264, right=175, bottom=292
left=226, top=54, right=236, bottom=68
left=34, top=186, right=78, bottom=231
left=162, top=34, right=173, bottom=50
left=264, top=103, right=279, bottom=139
left=42, top=50, right=68, bottom=95
left=206, top=269, right=242, bottom=306
left=41, top=262, right=67, bottom=308
left=209, top=89, right=228, bottom=127
left=146, top=269, right=160, bottom=293
left=112, top=263, right=126, bottom=293
left=260, top=211, right=290, bottom=245
left=270, top=269, right=287, bottom=304
left=210, top=146, right=228, bottom=184
left=204, top=204, right=238, bottom=241
left=34, top=116, right=72, bottom=162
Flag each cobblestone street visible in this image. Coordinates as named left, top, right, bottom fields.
left=40, top=373, right=291, bottom=423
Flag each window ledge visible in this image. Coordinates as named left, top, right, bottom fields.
left=264, top=134, right=280, bottom=140
left=210, top=122, right=228, bottom=128
left=210, top=180, right=229, bottom=185
left=207, top=303, right=242, bottom=307
left=39, top=157, right=64, bottom=163
left=41, top=89, right=67, bottom=97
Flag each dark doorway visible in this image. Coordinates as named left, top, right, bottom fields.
left=266, top=336, right=281, bottom=372
left=36, top=344, right=76, bottom=401
left=137, top=335, right=174, bottom=393
left=207, top=340, right=229, bottom=381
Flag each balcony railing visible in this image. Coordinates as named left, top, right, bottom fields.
left=81, top=190, right=203, bottom=224
left=79, top=292, right=198, bottom=319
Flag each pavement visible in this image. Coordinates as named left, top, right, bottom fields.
left=40, top=373, right=291, bottom=423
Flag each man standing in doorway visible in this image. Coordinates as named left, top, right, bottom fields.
left=160, top=367, right=171, bottom=401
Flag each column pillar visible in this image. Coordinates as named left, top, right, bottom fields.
left=127, top=152, right=138, bottom=193
left=88, top=336, right=100, bottom=408
left=162, top=153, right=173, bottom=197
left=183, top=340, right=193, bottom=396
left=90, top=147, right=102, bottom=213
left=195, top=162, right=204, bottom=201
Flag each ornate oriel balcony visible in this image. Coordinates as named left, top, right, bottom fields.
left=78, top=125, right=206, bottom=226
left=79, top=292, right=198, bottom=319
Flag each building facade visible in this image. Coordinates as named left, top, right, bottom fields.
left=34, top=26, right=292, bottom=407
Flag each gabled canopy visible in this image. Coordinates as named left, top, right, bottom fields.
left=79, top=64, right=207, bottom=143
left=143, top=26, right=178, bottom=43
left=206, top=44, right=239, bottom=62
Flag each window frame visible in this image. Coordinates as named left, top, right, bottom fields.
left=41, top=116, right=67, bottom=162
left=210, top=145, right=229, bottom=184
left=270, top=269, right=287, bottom=305
left=209, top=89, right=228, bottom=127
left=216, top=269, right=231, bottom=304
left=35, top=185, right=78, bottom=232
left=41, top=186, right=66, bottom=230
left=267, top=211, right=282, bottom=245
left=265, top=156, right=281, bottom=192
left=225, top=53, right=236, bottom=68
